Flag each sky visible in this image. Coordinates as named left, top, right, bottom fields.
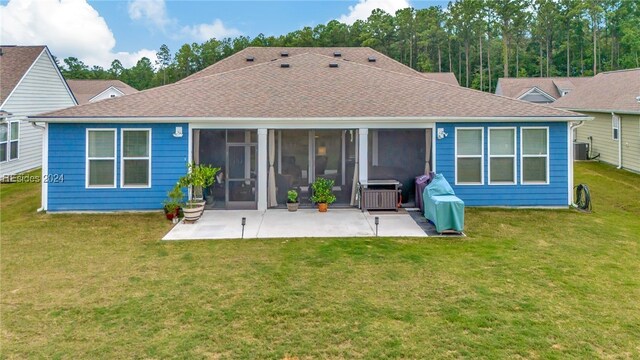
left=0, top=0, right=449, bottom=69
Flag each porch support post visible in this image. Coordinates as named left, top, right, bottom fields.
left=257, top=128, right=268, bottom=211
left=358, top=128, right=368, bottom=186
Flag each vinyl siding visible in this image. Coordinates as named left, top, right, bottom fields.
left=621, top=115, right=640, bottom=172
left=575, top=112, right=619, bottom=166
left=0, top=50, right=76, bottom=177
left=435, top=122, right=569, bottom=206
left=47, top=123, right=188, bottom=211
left=90, top=87, right=124, bottom=103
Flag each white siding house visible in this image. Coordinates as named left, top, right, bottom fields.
left=0, top=46, right=77, bottom=178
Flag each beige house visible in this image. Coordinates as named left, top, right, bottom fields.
left=554, top=68, right=640, bottom=173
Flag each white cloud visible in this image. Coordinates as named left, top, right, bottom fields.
left=0, top=0, right=156, bottom=68
left=128, top=0, right=242, bottom=42
left=338, top=0, right=411, bottom=25
left=128, top=0, right=173, bottom=31
left=180, top=19, right=242, bottom=42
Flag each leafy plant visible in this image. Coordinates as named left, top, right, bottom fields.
left=287, top=189, right=299, bottom=203
left=177, top=163, right=221, bottom=200
left=162, top=186, right=184, bottom=213
left=310, top=178, right=336, bottom=204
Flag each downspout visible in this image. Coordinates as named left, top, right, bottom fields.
left=613, top=112, right=622, bottom=169
left=569, top=121, right=585, bottom=207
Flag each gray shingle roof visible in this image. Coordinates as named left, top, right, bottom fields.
left=553, top=68, right=640, bottom=114
left=34, top=51, right=583, bottom=120
left=67, top=79, right=138, bottom=104
left=496, top=77, right=592, bottom=100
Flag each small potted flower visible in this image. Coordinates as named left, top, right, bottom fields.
left=287, top=189, right=299, bottom=212
left=310, top=178, right=336, bottom=212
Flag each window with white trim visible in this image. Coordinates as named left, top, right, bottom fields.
left=9, top=121, right=19, bottom=160
left=121, top=129, right=151, bottom=187
left=456, top=128, right=484, bottom=184
left=0, top=123, right=7, bottom=162
left=521, top=127, right=549, bottom=184
left=612, top=114, right=620, bottom=140
left=489, top=128, right=516, bottom=184
left=87, top=129, right=116, bottom=187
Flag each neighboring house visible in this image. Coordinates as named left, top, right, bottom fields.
left=554, top=68, right=640, bottom=173
left=496, top=77, right=592, bottom=104
left=0, top=45, right=77, bottom=178
left=67, top=79, right=138, bottom=104
left=30, top=47, right=589, bottom=212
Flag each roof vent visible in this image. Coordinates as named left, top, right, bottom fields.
left=246, top=56, right=255, bottom=62
left=280, top=63, right=290, bottom=68
left=368, top=56, right=376, bottom=62
left=333, top=51, right=342, bottom=57
left=280, top=51, right=289, bottom=57
left=329, top=63, right=339, bottom=68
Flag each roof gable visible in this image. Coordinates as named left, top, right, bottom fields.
left=66, top=79, right=139, bottom=104
left=0, top=45, right=46, bottom=105
left=496, top=77, right=592, bottom=101
left=35, top=52, right=582, bottom=120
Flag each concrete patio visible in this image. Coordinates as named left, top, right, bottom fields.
left=162, top=209, right=429, bottom=240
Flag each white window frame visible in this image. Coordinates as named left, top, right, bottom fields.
left=520, top=127, right=550, bottom=185
left=488, top=127, right=517, bottom=185
left=120, top=128, right=152, bottom=188
left=8, top=120, right=19, bottom=161
left=0, top=122, right=7, bottom=163
left=455, top=127, right=484, bottom=185
left=86, top=128, right=117, bottom=189
left=612, top=114, right=620, bottom=141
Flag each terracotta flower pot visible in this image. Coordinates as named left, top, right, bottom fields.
left=318, top=203, right=328, bottom=212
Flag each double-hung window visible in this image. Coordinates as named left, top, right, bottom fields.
left=9, top=121, right=19, bottom=160
left=489, top=128, right=516, bottom=184
left=1, top=121, right=19, bottom=162
left=121, top=129, right=151, bottom=187
left=0, top=123, right=7, bottom=162
left=521, top=127, right=549, bottom=184
left=87, top=129, right=116, bottom=187
left=612, top=114, right=620, bottom=140
left=456, top=128, right=484, bottom=184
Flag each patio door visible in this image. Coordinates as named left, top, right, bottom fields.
left=226, top=144, right=257, bottom=209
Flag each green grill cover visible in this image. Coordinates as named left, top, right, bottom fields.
left=423, top=174, right=464, bottom=233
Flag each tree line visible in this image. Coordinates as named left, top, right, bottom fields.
left=59, top=0, right=640, bottom=92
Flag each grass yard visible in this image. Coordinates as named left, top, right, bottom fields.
left=1, top=162, right=639, bottom=359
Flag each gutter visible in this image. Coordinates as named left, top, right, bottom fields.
left=27, top=115, right=594, bottom=124
left=568, top=120, right=585, bottom=206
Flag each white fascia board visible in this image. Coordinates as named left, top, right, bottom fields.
left=28, top=116, right=592, bottom=126
left=0, top=48, right=46, bottom=109
left=517, top=87, right=557, bottom=102
left=88, top=86, right=126, bottom=102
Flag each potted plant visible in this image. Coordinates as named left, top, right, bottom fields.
left=178, top=163, right=221, bottom=222
left=178, top=162, right=221, bottom=201
left=310, top=178, right=336, bottom=212
left=287, top=189, right=299, bottom=212
left=162, top=186, right=184, bottom=221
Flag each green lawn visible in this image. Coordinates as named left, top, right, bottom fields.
left=1, top=162, right=639, bottom=359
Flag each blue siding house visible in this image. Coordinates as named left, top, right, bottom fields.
left=31, top=47, right=590, bottom=212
